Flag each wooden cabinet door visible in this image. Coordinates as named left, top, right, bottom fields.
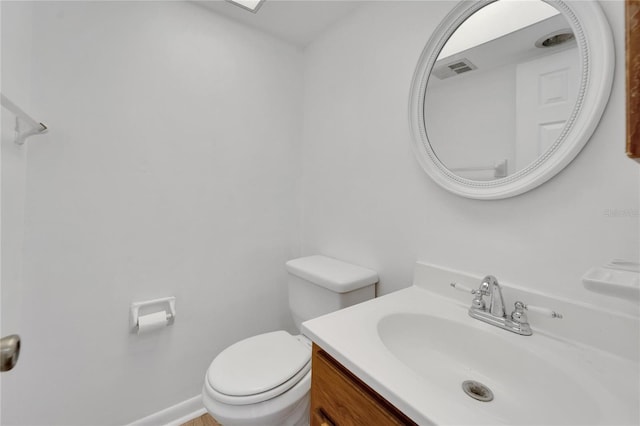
left=310, top=344, right=416, bottom=426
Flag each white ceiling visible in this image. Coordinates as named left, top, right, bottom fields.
left=440, top=0, right=559, bottom=57
left=192, top=0, right=364, bottom=47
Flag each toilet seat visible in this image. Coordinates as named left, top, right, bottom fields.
left=202, top=369, right=311, bottom=426
left=206, top=331, right=311, bottom=406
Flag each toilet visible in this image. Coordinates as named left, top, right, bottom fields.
left=202, top=255, right=378, bottom=426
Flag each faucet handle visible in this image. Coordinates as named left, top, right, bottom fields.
left=449, top=282, right=477, bottom=294
left=450, top=282, right=486, bottom=310
left=511, top=301, right=563, bottom=323
left=524, top=303, right=563, bottom=319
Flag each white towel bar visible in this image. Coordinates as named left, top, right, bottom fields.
left=1, top=93, right=48, bottom=145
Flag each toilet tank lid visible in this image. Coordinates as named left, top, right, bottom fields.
left=285, top=255, right=378, bottom=293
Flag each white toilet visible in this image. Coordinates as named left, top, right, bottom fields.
left=202, top=255, right=378, bottom=426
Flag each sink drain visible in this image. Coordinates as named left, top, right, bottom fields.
left=462, top=380, right=494, bottom=402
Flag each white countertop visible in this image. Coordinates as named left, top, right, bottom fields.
left=303, top=285, right=453, bottom=425
left=301, top=263, right=639, bottom=425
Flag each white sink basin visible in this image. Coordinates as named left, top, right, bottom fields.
left=303, top=262, right=640, bottom=426
left=377, top=313, right=599, bottom=425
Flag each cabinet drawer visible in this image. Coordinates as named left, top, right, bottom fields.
left=310, top=344, right=416, bottom=426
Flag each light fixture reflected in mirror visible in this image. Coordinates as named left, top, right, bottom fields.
left=535, top=30, right=575, bottom=48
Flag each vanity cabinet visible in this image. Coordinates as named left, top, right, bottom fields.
left=310, top=344, right=416, bottom=426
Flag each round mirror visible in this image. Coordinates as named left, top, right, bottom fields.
left=409, top=0, right=614, bottom=199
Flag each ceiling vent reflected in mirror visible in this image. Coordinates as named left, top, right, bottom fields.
left=433, top=58, right=477, bottom=80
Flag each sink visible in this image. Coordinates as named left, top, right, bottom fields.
left=303, top=262, right=639, bottom=426
left=377, top=313, right=600, bottom=425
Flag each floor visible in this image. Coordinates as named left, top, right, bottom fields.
left=181, top=413, right=221, bottom=426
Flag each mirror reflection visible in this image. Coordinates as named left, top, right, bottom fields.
left=424, top=0, right=579, bottom=181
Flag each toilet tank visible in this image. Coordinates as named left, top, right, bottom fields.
left=285, top=255, right=378, bottom=331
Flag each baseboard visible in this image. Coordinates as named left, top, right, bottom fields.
left=126, top=395, right=206, bottom=426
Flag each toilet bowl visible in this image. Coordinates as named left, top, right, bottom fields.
left=202, top=332, right=312, bottom=426
left=202, top=255, right=378, bottom=425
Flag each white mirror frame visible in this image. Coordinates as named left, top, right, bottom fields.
left=409, top=0, right=615, bottom=200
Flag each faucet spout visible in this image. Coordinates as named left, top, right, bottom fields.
left=456, top=274, right=561, bottom=336
left=483, top=275, right=505, bottom=318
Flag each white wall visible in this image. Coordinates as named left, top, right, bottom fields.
left=301, top=1, right=639, bottom=316
left=1, top=0, right=32, bottom=344
left=1, top=0, right=637, bottom=424
left=426, top=62, right=516, bottom=178
left=1, top=1, right=34, bottom=419
left=1, top=1, right=302, bottom=425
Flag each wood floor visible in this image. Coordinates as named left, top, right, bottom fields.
left=180, top=413, right=221, bottom=426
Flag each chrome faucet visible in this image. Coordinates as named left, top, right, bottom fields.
left=483, top=275, right=505, bottom=318
left=451, top=275, right=563, bottom=336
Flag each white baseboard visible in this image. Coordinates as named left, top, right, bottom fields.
left=126, top=395, right=207, bottom=426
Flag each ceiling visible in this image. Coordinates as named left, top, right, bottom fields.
left=192, top=0, right=364, bottom=47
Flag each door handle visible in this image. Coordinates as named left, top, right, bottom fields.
left=0, top=334, right=21, bottom=372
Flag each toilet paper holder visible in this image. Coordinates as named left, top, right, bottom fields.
left=130, top=296, right=176, bottom=333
